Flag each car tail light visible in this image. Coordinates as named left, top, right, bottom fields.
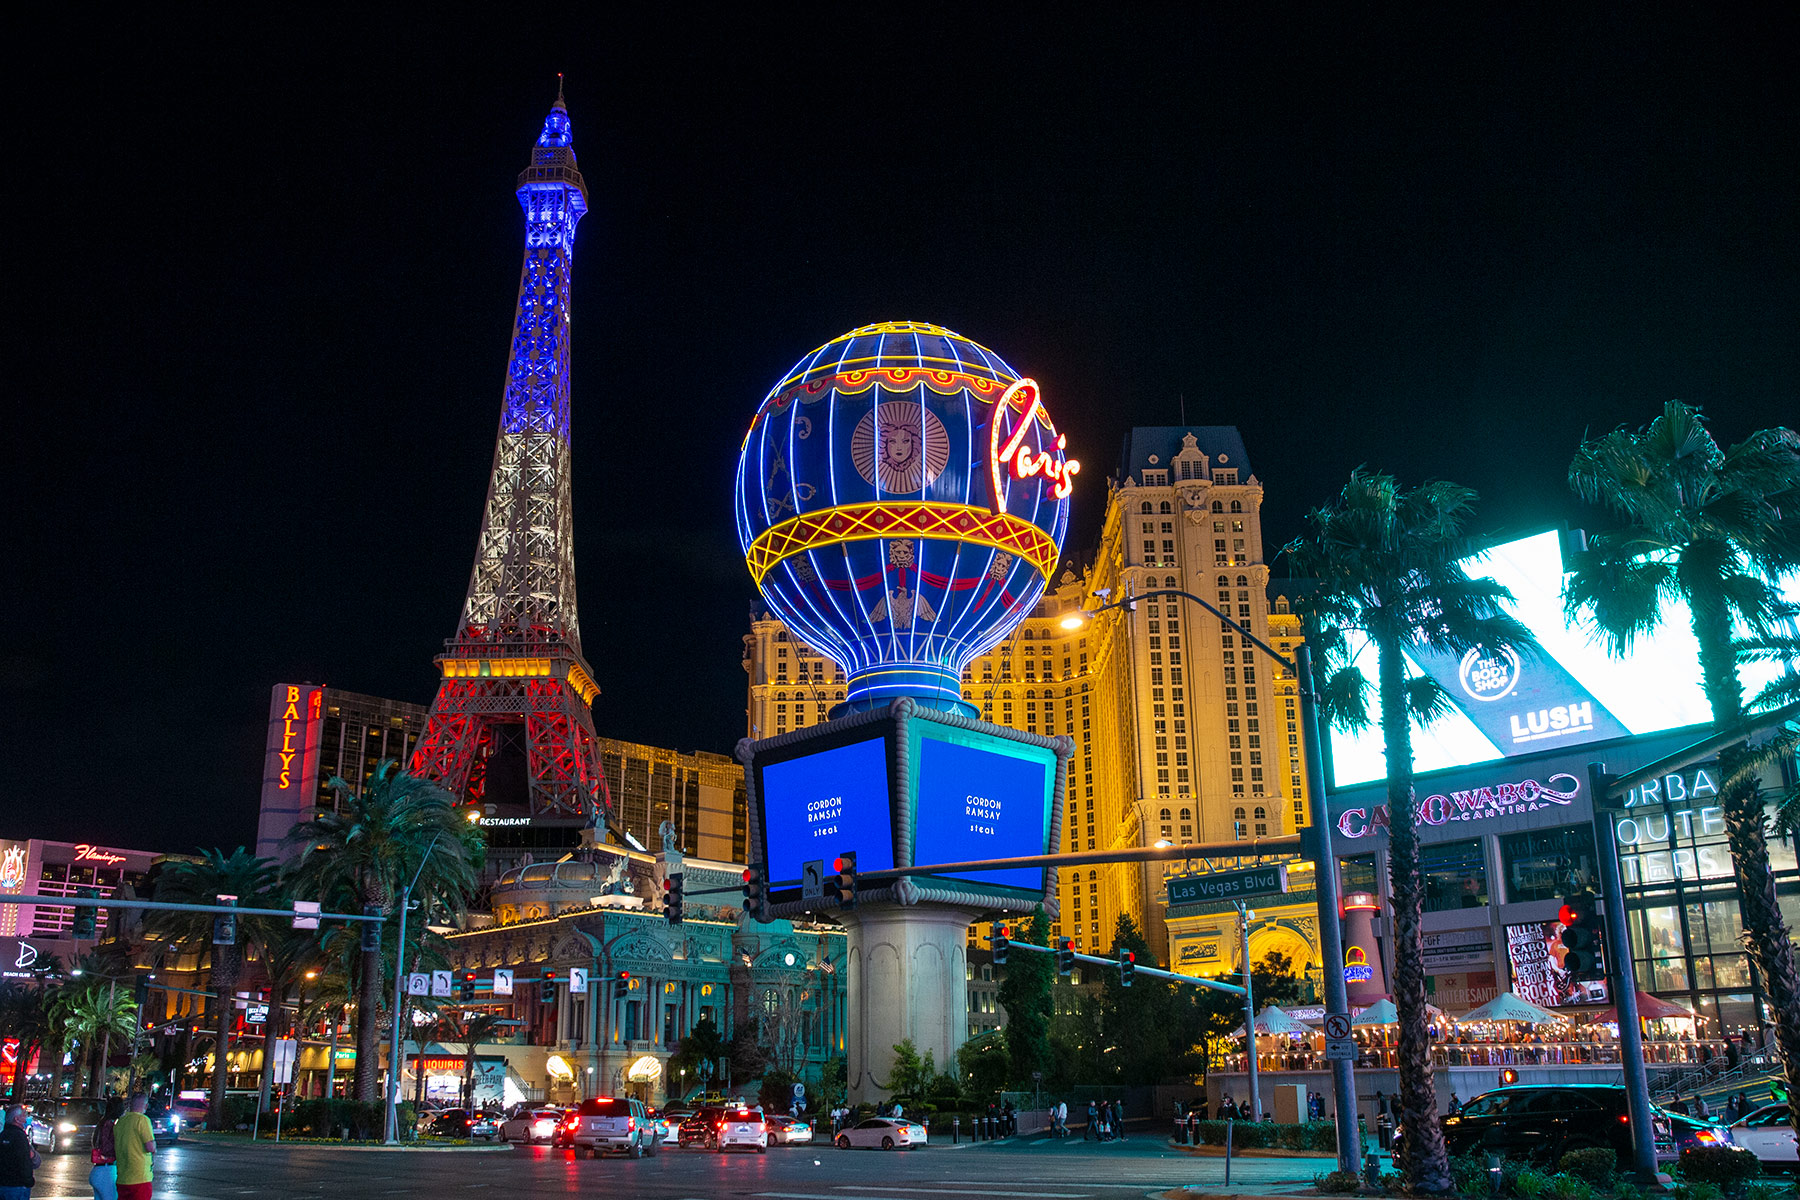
left=627, top=1117, right=635, bottom=1131
left=1619, top=1115, right=1630, bottom=1123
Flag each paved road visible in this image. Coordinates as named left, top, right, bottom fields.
left=26, top=1134, right=1328, bottom=1198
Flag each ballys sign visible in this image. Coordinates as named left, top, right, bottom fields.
left=1337, top=772, right=1581, bottom=839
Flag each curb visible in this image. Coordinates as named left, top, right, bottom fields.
left=1167, top=1140, right=1338, bottom=1159
left=178, top=1134, right=512, bottom=1152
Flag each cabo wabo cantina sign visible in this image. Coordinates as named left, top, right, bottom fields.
left=1337, top=771, right=1580, bottom=839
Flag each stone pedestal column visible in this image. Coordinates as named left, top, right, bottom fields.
left=840, top=900, right=980, bottom=1105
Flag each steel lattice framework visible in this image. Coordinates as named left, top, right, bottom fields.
left=411, top=91, right=613, bottom=823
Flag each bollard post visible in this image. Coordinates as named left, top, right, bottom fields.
left=1224, top=1118, right=1234, bottom=1186
left=953, top=1116, right=959, bottom=1144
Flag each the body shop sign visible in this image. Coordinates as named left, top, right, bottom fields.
left=1338, top=772, right=1581, bottom=839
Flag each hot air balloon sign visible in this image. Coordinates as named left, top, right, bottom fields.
left=737, top=321, right=1080, bottom=717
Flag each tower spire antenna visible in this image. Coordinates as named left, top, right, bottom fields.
left=555, top=72, right=565, bottom=107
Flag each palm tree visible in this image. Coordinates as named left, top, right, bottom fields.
left=252, top=929, right=324, bottom=1109
left=1567, top=402, right=1800, bottom=1118
left=50, top=982, right=138, bottom=1096
left=0, top=981, right=52, bottom=1102
left=435, top=1010, right=508, bottom=1108
left=1287, top=468, right=1534, bottom=1195
left=147, top=848, right=284, bottom=1128
left=285, top=761, right=479, bottom=1101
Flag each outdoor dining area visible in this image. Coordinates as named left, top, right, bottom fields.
left=1221, top=990, right=1740, bottom=1075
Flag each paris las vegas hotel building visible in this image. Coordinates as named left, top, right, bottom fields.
left=744, top=426, right=1324, bottom=978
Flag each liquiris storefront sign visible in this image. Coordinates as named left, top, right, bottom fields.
left=1337, top=772, right=1582, bottom=839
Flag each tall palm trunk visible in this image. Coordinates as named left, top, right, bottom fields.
left=1688, top=574, right=1800, bottom=1132
left=355, top=944, right=383, bottom=1101
left=1378, top=633, right=1451, bottom=1192
left=210, top=948, right=241, bottom=1129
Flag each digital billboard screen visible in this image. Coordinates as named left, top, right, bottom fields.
left=1328, top=530, right=1800, bottom=786
left=912, top=731, right=1054, bottom=890
left=759, top=736, right=895, bottom=886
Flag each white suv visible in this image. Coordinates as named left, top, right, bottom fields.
left=570, top=1096, right=656, bottom=1158
left=717, top=1106, right=768, bottom=1153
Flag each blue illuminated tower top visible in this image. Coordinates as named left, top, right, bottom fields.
left=455, top=85, right=590, bottom=647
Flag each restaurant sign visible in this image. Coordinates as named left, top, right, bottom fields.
left=1338, top=772, right=1582, bottom=839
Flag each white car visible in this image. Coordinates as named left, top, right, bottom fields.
left=835, top=1116, right=927, bottom=1150
left=766, top=1114, right=813, bottom=1145
left=717, top=1106, right=768, bottom=1153
left=570, top=1096, right=657, bottom=1158
left=1730, top=1104, right=1797, bottom=1170
left=500, top=1105, right=563, bottom=1144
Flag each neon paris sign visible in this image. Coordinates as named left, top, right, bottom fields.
left=1337, top=772, right=1582, bottom=838
left=988, top=379, right=1079, bottom=514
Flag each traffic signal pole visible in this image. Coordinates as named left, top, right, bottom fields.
left=1003, top=937, right=1248, bottom=994
left=1588, top=762, right=1661, bottom=1183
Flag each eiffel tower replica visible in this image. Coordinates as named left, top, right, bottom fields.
left=411, top=87, right=613, bottom=832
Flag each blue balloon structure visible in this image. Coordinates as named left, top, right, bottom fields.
left=736, top=321, right=1081, bottom=715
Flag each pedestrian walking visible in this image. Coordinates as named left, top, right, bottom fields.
left=1056, top=1100, right=1068, bottom=1137
left=1085, top=1100, right=1098, bottom=1140
left=0, top=1105, right=39, bottom=1200
left=1695, top=1095, right=1710, bottom=1120
left=112, top=1095, right=155, bottom=1200
left=89, top=1098, right=123, bottom=1200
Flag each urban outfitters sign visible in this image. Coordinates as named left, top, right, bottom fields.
left=1166, top=865, right=1289, bottom=905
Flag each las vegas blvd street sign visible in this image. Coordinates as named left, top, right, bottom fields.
left=1165, top=864, right=1289, bottom=905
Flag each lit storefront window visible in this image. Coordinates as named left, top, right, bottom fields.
left=1420, top=839, right=1487, bottom=911
left=1500, top=825, right=1597, bottom=903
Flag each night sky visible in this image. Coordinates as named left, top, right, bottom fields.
left=7, top=11, right=1795, bottom=854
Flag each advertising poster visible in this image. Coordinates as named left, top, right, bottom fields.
left=1505, top=920, right=1607, bottom=1008
left=760, top=737, right=894, bottom=884
left=912, top=735, right=1052, bottom=889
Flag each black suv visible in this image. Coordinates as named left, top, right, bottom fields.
left=1438, top=1085, right=1676, bottom=1164
left=678, top=1106, right=727, bottom=1149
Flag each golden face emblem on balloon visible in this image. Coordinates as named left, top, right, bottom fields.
left=851, top=401, right=949, bottom=493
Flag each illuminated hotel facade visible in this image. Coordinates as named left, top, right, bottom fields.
left=744, top=425, right=1316, bottom=968
left=253, top=683, right=748, bottom=868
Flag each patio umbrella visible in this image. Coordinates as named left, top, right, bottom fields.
left=1232, top=1005, right=1314, bottom=1037
left=1592, top=991, right=1697, bottom=1023
left=1351, top=999, right=1451, bottom=1026
left=1460, top=991, right=1562, bottom=1024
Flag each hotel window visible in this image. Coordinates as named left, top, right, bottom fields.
left=1420, top=839, right=1488, bottom=911
left=1500, top=825, right=1599, bottom=903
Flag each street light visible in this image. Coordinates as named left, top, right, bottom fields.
left=384, top=830, right=445, bottom=1145
left=1071, top=585, right=1360, bottom=1175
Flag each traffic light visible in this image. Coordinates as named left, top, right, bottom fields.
left=1500, top=1068, right=1519, bottom=1086
left=71, top=888, right=99, bottom=939
left=743, top=864, right=770, bottom=923
left=1558, top=890, right=1606, bottom=980
left=360, top=903, right=381, bottom=953
left=213, top=895, right=238, bottom=947
left=991, top=922, right=1009, bottom=965
left=1056, top=937, right=1074, bottom=975
left=540, top=974, right=556, bottom=1004
left=613, top=971, right=632, bottom=1000
left=834, top=852, right=858, bottom=911
left=664, top=873, right=684, bottom=925
left=460, top=974, right=476, bottom=1002
left=134, top=976, right=150, bottom=1012
left=1119, top=948, right=1136, bottom=988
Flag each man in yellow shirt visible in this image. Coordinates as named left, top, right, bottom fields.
left=113, top=1094, right=155, bottom=1200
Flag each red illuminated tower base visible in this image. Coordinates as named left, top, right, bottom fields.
left=410, top=93, right=612, bottom=825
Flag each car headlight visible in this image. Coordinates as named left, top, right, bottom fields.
left=58, top=1123, right=76, bottom=1132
